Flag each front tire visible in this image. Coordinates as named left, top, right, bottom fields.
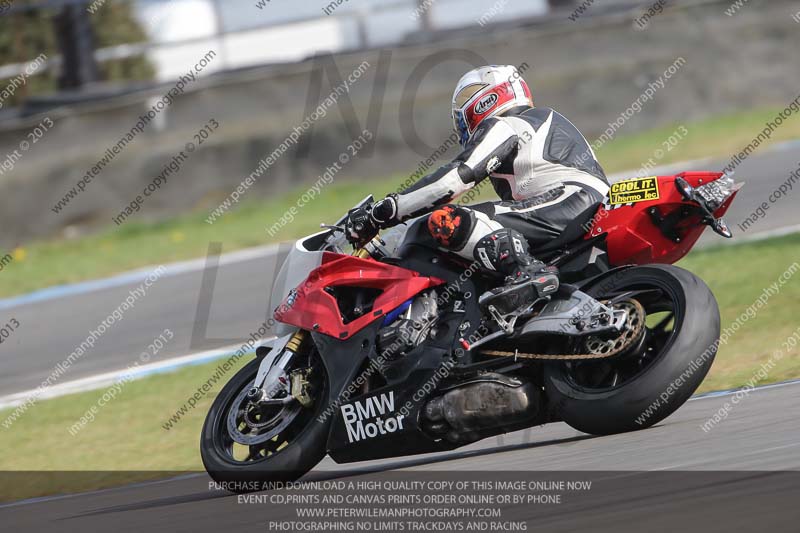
left=200, top=351, right=331, bottom=486
left=544, top=264, right=720, bottom=435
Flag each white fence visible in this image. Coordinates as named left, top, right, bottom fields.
left=1, top=0, right=549, bottom=82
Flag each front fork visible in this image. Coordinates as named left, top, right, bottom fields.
left=249, top=330, right=308, bottom=405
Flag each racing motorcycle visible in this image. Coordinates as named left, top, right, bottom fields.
left=201, top=172, right=740, bottom=483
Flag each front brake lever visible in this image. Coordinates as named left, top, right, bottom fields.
left=320, top=224, right=345, bottom=233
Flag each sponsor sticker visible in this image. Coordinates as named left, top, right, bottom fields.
left=608, top=176, right=660, bottom=205
left=474, top=93, right=498, bottom=115
left=341, top=391, right=405, bottom=443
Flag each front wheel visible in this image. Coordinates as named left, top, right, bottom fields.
left=544, top=264, right=720, bottom=435
left=200, top=344, right=331, bottom=485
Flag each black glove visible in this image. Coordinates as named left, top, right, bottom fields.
left=346, top=196, right=399, bottom=246
left=371, top=195, right=398, bottom=226
left=346, top=205, right=379, bottom=246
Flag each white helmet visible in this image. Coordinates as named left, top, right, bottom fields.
left=452, top=65, right=533, bottom=147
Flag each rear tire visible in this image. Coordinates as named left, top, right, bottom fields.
left=544, top=264, right=719, bottom=435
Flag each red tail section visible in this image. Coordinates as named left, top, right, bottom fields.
left=587, top=172, right=740, bottom=266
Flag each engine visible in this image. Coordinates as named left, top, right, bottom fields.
left=422, top=373, right=541, bottom=444
left=376, top=290, right=438, bottom=361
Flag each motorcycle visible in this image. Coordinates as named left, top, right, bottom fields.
left=201, top=171, right=740, bottom=483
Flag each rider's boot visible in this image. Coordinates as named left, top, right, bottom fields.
left=474, top=229, right=559, bottom=314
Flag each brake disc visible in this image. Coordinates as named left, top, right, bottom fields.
left=226, top=380, right=302, bottom=446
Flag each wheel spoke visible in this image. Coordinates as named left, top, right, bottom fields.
left=563, top=287, right=679, bottom=392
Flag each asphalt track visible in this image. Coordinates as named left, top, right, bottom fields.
left=1, top=143, right=799, bottom=397
left=3, top=380, right=799, bottom=531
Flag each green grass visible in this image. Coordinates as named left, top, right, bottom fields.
left=2, top=106, right=800, bottom=299
left=0, top=356, right=249, bottom=502
left=678, top=234, right=800, bottom=392
left=596, top=107, right=800, bottom=173
left=1, top=233, right=798, bottom=502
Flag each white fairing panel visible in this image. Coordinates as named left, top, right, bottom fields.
left=269, top=235, right=327, bottom=336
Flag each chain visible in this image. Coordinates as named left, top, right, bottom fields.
left=480, top=348, right=623, bottom=361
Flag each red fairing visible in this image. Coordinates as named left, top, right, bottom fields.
left=586, top=172, right=740, bottom=266
left=274, top=252, right=445, bottom=340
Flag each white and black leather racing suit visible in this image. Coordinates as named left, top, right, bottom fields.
left=371, top=106, right=609, bottom=293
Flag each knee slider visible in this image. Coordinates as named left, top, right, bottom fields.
left=428, top=205, right=474, bottom=249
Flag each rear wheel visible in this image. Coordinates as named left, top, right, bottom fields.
left=544, top=264, right=719, bottom=435
left=200, top=344, right=331, bottom=486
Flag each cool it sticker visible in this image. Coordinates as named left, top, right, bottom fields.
left=608, top=176, right=660, bottom=205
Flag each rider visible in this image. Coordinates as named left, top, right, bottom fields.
left=346, top=65, right=610, bottom=310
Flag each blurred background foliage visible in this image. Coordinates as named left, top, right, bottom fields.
left=0, top=1, right=154, bottom=107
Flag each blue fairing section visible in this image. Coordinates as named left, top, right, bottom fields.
left=382, top=299, right=413, bottom=326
